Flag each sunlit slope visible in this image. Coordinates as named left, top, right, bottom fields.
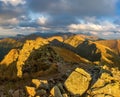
left=94, top=42, right=120, bottom=67
left=96, top=40, right=120, bottom=55
left=64, top=34, right=99, bottom=47
left=64, top=35, right=85, bottom=47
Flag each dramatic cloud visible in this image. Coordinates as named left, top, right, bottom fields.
left=0, top=0, right=120, bottom=39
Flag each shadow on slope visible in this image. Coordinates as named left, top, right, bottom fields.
left=50, top=39, right=120, bottom=70
left=50, top=39, right=101, bottom=62
left=76, top=40, right=101, bottom=62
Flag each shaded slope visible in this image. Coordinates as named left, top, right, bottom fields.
left=76, top=40, right=101, bottom=62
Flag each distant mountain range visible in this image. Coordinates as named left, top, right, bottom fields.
left=0, top=32, right=100, bottom=41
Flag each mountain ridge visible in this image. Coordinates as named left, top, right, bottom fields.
left=0, top=34, right=120, bottom=97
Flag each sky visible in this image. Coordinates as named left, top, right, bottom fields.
left=0, top=0, right=120, bottom=39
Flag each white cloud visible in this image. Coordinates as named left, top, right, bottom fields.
left=102, top=32, right=113, bottom=35
left=1, top=0, right=26, bottom=6
left=90, top=31, right=98, bottom=35
left=68, top=20, right=119, bottom=32
left=68, top=23, right=103, bottom=32
left=37, top=16, right=47, bottom=25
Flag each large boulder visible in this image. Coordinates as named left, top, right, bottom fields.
left=64, top=68, right=91, bottom=96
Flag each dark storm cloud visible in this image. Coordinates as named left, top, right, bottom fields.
left=26, top=0, right=117, bottom=30
left=47, top=15, right=79, bottom=26
left=28, top=0, right=116, bottom=16
left=19, top=21, right=39, bottom=28
left=0, top=0, right=119, bottom=38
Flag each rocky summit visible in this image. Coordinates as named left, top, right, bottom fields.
left=0, top=34, right=120, bottom=97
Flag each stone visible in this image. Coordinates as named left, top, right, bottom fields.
left=8, top=89, right=14, bottom=95
left=32, top=79, right=49, bottom=90
left=75, top=68, right=91, bottom=80
left=39, top=80, right=49, bottom=90
left=92, top=78, right=105, bottom=88
left=93, top=94, right=105, bottom=97
left=91, top=82, right=120, bottom=97
left=26, top=86, right=36, bottom=97
left=57, top=83, right=65, bottom=93
left=50, top=86, right=63, bottom=97
left=36, top=96, right=40, bottom=97
left=12, top=90, right=20, bottom=97
left=32, top=79, right=41, bottom=88
left=64, top=68, right=91, bottom=96
left=63, top=93, right=68, bottom=97
left=36, top=89, right=47, bottom=96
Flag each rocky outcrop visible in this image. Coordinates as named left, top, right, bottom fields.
left=0, top=66, right=120, bottom=97
left=87, top=72, right=120, bottom=97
